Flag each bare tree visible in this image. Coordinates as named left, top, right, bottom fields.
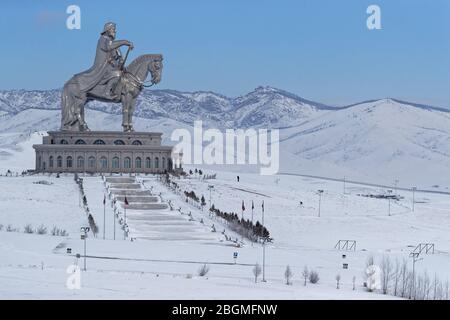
left=309, top=270, right=320, bottom=284
left=433, top=273, right=439, bottom=300
left=352, top=276, right=356, bottom=290
left=253, top=263, right=262, bottom=283
left=302, top=266, right=308, bottom=286
left=400, top=258, right=409, bottom=298
left=380, top=255, right=393, bottom=294
left=336, top=274, right=341, bottom=289
left=392, top=258, right=400, bottom=296
left=284, top=265, right=293, bottom=285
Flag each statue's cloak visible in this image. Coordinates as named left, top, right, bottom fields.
left=69, top=34, right=118, bottom=92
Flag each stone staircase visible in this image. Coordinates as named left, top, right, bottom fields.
left=105, top=176, right=218, bottom=242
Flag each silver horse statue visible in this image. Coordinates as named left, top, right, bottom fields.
left=60, top=22, right=163, bottom=132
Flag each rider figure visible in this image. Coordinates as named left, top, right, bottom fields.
left=73, top=22, right=133, bottom=100
left=100, top=22, right=133, bottom=99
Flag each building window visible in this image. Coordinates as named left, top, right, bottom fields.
left=49, top=156, right=54, bottom=168
left=60, top=139, right=68, bottom=145
left=38, top=156, right=41, bottom=169
left=132, top=140, right=142, bottom=145
left=112, top=157, right=120, bottom=169
left=124, top=157, right=131, bottom=169
left=114, top=140, right=125, bottom=145
left=77, top=156, right=84, bottom=168
left=155, top=157, right=159, bottom=169
left=75, top=139, right=86, bottom=145
left=66, top=156, right=73, bottom=168
left=135, top=157, right=142, bottom=169
left=57, top=156, right=62, bottom=168
left=145, top=157, right=151, bottom=168
left=88, top=156, right=95, bottom=168
left=93, top=139, right=105, bottom=145
left=162, top=157, right=166, bottom=169
left=99, top=156, right=108, bottom=169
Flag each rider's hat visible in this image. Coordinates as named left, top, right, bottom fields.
left=101, top=22, right=116, bottom=34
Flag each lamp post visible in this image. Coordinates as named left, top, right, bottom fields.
left=387, top=189, right=393, bottom=216
left=80, top=226, right=90, bottom=271
left=412, top=187, right=417, bottom=212
left=208, top=185, right=214, bottom=213
left=317, top=190, right=324, bottom=217
left=409, top=252, right=423, bottom=299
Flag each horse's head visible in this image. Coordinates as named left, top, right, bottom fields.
left=149, top=55, right=163, bottom=85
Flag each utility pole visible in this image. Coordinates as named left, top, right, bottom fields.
left=261, top=200, right=266, bottom=282
left=208, top=185, right=214, bottom=214
left=317, top=190, right=324, bottom=217
left=103, top=194, right=106, bottom=240
left=412, top=187, right=417, bottom=212
left=80, top=227, right=90, bottom=271
left=409, top=252, right=423, bottom=300
left=387, top=189, right=393, bottom=216
left=343, top=176, right=346, bottom=194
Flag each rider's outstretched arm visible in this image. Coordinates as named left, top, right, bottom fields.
left=101, top=39, right=131, bottom=52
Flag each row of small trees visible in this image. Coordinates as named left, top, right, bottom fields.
left=209, top=204, right=271, bottom=242
left=366, top=255, right=450, bottom=300
left=0, top=223, right=68, bottom=236
left=74, top=174, right=99, bottom=236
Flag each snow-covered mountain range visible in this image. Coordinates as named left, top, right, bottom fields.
left=1, top=86, right=450, bottom=187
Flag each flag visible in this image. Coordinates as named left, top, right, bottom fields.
left=252, top=200, right=254, bottom=210
left=242, top=200, right=245, bottom=212
left=103, top=194, right=106, bottom=205
left=262, top=200, right=264, bottom=213
left=124, top=196, right=129, bottom=206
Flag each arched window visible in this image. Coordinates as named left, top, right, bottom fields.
left=154, top=157, right=159, bottom=169
left=99, top=156, right=108, bottom=169
left=75, top=139, right=86, bottom=145
left=168, top=158, right=173, bottom=170
left=145, top=157, right=151, bottom=168
left=162, top=157, right=166, bottom=169
left=135, top=157, right=142, bottom=169
left=77, top=156, right=84, bottom=168
left=49, top=156, right=54, bottom=168
left=57, top=156, right=62, bottom=168
left=132, top=140, right=142, bottom=145
left=88, top=156, right=95, bottom=168
left=66, top=156, right=73, bottom=168
left=113, top=157, right=119, bottom=169
left=124, top=157, right=131, bottom=169
left=60, top=139, right=68, bottom=145
left=114, top=140, right=125, bottom=145
left=93, top=139, right=105, bottom=145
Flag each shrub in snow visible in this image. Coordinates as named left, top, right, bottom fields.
left=186, top=274, right=193, bottom=279
left=284, top=265, right=293, bottom=285
left=198, top=264, right=210, bottom=277
left=6, top=224, right=14, bottom=232
left=24, top=224, right=34, bottom=234
left=36, top=225, right=47, bottom=235
left=0, top=224, right=3, bottom=231
left=336, top=274, right=341, bottom=289
left=253, top=263, right=262, bottom=283
left=309, top=270, right=320, bottom=284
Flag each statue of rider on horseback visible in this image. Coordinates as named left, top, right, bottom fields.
left=61, top=22, right=163, bottom=132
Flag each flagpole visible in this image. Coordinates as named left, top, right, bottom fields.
left=262, top=200, right=266, bottom=282
left=103, top=195, right=106, bottom=240
left=251, top=201, right=254, bottom=247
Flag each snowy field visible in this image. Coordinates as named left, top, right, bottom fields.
left=1, top=133, right=450, bottom=299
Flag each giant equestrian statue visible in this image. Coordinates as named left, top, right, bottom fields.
left=61, top=22, right=163, bottom=132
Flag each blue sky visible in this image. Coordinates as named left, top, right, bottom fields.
left=1, top=0, right=449, bottom=107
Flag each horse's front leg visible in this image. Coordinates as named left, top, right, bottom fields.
left=122, top=93, right=131, bottom=132
left=127, top=96, right=136, bottom=132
